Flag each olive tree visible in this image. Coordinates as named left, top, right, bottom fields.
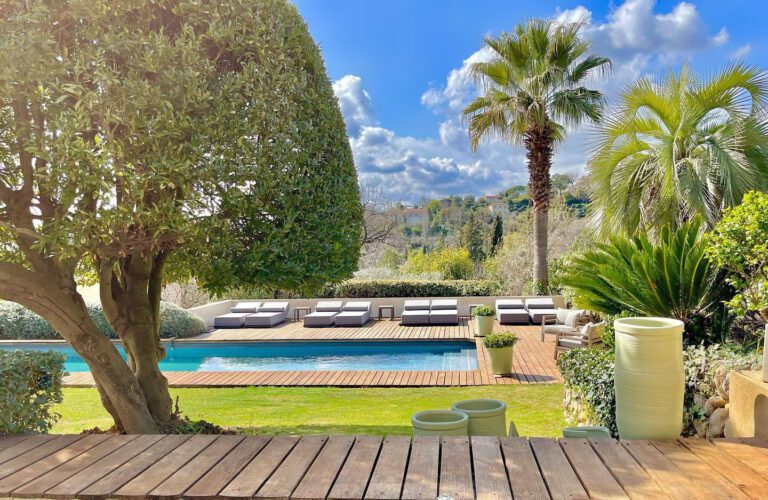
left=0, top=0, right=361, bottom=433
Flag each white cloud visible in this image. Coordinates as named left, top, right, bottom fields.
left=731, top=43, right=752, bottom=60
left=332, top=0, right=740, bottom=202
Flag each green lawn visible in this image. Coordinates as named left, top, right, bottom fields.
left=53, top=385, right=565, bottom=436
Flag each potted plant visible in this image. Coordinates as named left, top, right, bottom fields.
left=474, top=306, right=495, bottom=337
left=483, top=332, right=518, bottom=375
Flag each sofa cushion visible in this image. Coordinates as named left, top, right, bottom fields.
left=556, top=308, right=569, bottom=324
left=565, top=309, right=585, bottom=328
left=230, top=302, right=261, bottom=313
left=429, top=309, right=459, bottom=325
left=404, top=299, right=431, bottom=311
left=315, top=301, right=343, bottom=312
left=496, top=299, right=524, bottom=309
left=258, top=301, right=288, bottom=313
left=525, top=298, right=555, bottom=309
left=342, top=301, right=371, bottom=312
left=401, top=310, right=430, bottom=325
left=431, top=299, right=458, bottom=310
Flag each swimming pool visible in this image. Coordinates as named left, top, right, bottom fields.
left=0, top=341, right=478, bottom=372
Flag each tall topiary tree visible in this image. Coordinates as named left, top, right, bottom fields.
left=0, top=0, right=361, bottom=433
left=489, top=214, right=504, bottom=255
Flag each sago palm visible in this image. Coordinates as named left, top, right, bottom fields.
left=463, top=19, right=610, bottom=289
left=589, top=64, right=768, bottom=237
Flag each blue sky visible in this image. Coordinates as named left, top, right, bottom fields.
left=293, top=0, right=767, bottom=202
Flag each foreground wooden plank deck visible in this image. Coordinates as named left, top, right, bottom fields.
left=64, top=321, right=562, bottom=387
left=1, top=434, right=767, bottom=499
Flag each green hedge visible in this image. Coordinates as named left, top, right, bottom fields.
left=0, top=350, right=65, bottom=433
left=0, top=301, right=205, bottom=340
left=322, top=280, right=498, bottom=298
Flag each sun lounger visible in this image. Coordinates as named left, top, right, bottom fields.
left=213, top=312, right=250, bottom=328
left=401, top=299, right=431, bottom=325
left=334, top=301, right=372, bottom=327
left=525, top=297, right=559, bottom=323
left=303, top=300, right=343, bottom=327
left=244, top=302, right=289, bottom=327
left=429, top=299, right=459, bottom=325
left=496, top=299, right=529, bottom=324
left=230, top=301, right=261, bottom=313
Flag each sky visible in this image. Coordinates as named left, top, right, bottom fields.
left=292, top=0, right=768, bottom=203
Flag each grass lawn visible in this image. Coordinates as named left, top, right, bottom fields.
left=54, top=385, right=565, bottom=436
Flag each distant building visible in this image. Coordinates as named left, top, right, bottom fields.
left=403, top=207, right=427, bottom=225
left=488, top=200, right=510, bottom=216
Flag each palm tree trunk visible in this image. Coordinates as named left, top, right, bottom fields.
left=524, top=124, right=553, bottom=291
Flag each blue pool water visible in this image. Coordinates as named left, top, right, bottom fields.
left=0, top=341, right=478, bottom=372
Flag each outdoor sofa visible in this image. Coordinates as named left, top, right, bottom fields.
left=495, top=299, right=529, bottom=324
left=334, top=301, right=372, bottom=327
left=400, top=299, right=431, bottom=326
left=244, top=301, right=290, bottom=327
left=429, top=299, right=459, bottom=325
left=554, top=321, right=605, bottom=359
left=540, top=308, right=588, bottom=341
left=303, top=300, right=343, bottom=327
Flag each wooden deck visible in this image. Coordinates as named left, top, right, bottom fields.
left=1, top=433, right=767, bottom=499
left=64, top=321, right=562, bottom=388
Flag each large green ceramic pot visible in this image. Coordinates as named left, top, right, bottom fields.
left=474, top=315, right=494, bottom=337
left=451, top=399, right=507, bottom=436
left=487, top=346, right=514, bottom=375
left=614, top=317, right=684, bottom=440
left=411, top=410, right=468, bottom=436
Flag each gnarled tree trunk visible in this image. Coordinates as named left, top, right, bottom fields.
left=524, top=123, right=554, bottom=291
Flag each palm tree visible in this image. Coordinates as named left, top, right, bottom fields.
left=463, top=19, right=610, bottom=289
left=589, top=64, right=768, bottom=237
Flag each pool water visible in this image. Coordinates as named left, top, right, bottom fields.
left=0, top=341, right=478, bottom=372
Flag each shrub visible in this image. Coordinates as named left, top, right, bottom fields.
left=475, top=305, right=495, bottom=316
left=402, top=247, right=474, bottom=280
left=322, top=280, right=498, bottom=298
left=0, top=350, right=65, bottom=433
left=484, top=333, right=518, bottom=348
left=556, top=347, right=617, bottom=436
left=0, top=301, right=205, bottom=340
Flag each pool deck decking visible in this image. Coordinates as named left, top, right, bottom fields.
left=63, top=320, right=562, bottom=388
left=1, top=433, right=767, bottom=499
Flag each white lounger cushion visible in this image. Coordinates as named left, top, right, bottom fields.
left=525, top=298, right=556, bottom=309
left=404, top=299, right=431, bottom=311
left=230, top=301, right=261, bottom=313
left=496, top=299, right=525, bottom=309
left=335, top=310, right=371, bottom=327
left=315, top=301, right=343, bottom=312
left=214, top=312, right=250, bottom=328
left=401, top=309, right=430, bottom=325
left=529, top=308, right=559, bottom=323
left=430, top=309, right=459, bottom=324
left=342, top=301, right=371, bottom=312
left=303, top=311, right=338, bottom=327
left=497, top=309, right=529, bottom=324
left=244, top=311, right=287, bottom=327
left=258, top=301, right=289, bottom=313
left=430, top=299, right=458, bottom=310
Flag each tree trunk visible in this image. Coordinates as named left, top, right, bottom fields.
left=524, top=124, right=553, bottom=291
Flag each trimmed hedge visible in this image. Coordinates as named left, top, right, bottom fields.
left=0, top=301, right=205, bottom=340
left=0, top=350, right=65, bottom=433
left=322, top=280, right=498, bottom=298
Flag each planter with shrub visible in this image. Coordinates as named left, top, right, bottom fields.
left=484, top=333, right=518, bottom=375
left=474, top=306, right=495, bottom=337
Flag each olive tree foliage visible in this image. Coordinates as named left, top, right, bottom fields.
left=0, top=0, right=361, bottom=433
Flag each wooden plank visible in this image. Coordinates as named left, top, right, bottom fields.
left=11, top=435, right=138, bottom=498
left=529, top=437, right=587, bottom=500
left=712, top=439, right=768, bottom=475
left=620, top=440, right=708, bottom=500
left=78, top=435, right=191, bottom=500
left=112, top=434, right=218, bottom=499
left=471, top=436, right=512, bottom=500
left=401, top=436, right=439, bottom=500
left=589, top=438, right=668, bottom=500
left=182, top=436, right=271, bottom=499
left=0, top=434, right=110, bottom=495
left=292, top=435, right=355, bottom=500
left=559, top=438, right=627, bottom=499
left=499, top=437, right=549, bottom=499
left=254, top=435, right=327, bottom=499
left=218, top=435, right=300, bottom=499
left=327, top=435, right=382, bottom=500
left=365, top=435, right=411, bottom=499
left=0, top=435, right=57, bottom=466
left=651, top=439, right=747, bottom=499
left=439, top=436, right=474, bottom=500
left=0, top=435, right=83, bottom=480
left=148, top=435, right=245, bottom=500
left=679, top=438, right=768, bottom=499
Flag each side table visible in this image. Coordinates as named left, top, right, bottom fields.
left=294, top=306, right=312, bottom=321
left=378, top=305, right=396, bottom=321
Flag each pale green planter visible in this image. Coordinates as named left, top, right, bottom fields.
left=451, top=399, right=507, bottom=436
left=562, top=426, right=611, bottom=439
left=474, top=315, right=494, bottom=337
left=411, top=410, right=468, bottom=436
left=487, top=346, right=514, bottom=375
left=614, top=317, right=684, bottom=440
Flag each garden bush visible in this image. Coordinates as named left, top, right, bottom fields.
left=322, top=279, right=498, bottom=298
left=0, top=350, right=65, bottom=433
left=0, top=301, right=205, bottom=340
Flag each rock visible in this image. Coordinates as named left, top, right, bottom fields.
left=714, top=364, right=730, bottom=400
left=724, top=419, right=733, bottom=438
left=693, top=419, right=708, bottom=438
left=693, top=393, right=707, bottom=409
left=704, top=396, right=727, bottom=417
left=708, top=407, right=729, bottom=438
